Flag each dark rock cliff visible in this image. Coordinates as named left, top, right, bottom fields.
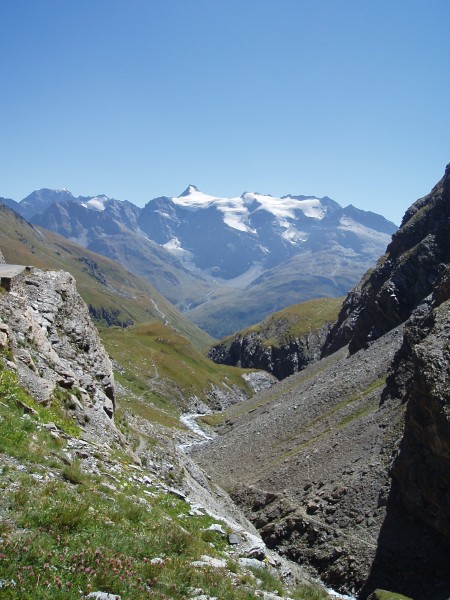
left=359, top=265, right=450, bottom=599
left=323, top=163, right=450, bottom=356
left=209, top=325, right=330, bottom=380
left=388, top=265, right=450, bottom=540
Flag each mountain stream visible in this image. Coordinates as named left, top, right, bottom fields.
left=177, top=412, right=356, bottom=600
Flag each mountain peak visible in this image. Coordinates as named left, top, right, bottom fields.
left=179, top=184, right=200, bottom=197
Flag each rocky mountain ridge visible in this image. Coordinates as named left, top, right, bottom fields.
left=323, top=163, right=450, bottom=356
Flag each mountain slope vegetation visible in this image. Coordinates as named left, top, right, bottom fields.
left=208, top=297, right=343, bottom=379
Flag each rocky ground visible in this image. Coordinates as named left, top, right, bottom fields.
left=192, top=318, right=450, bottom=599
left=192, top=329, right=404, bottom=595
left=0, top=268, right=119, bottom=443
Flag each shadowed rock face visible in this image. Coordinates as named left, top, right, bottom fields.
left=359, top=266, right=450, bottom=600
left=323, top=163, right=450, bottom=356
left=389, top=267, right=450, bottom=541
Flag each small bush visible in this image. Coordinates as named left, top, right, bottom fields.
left=62, top=461, right=85, bottom=485
left=292, top=582, right=330, bottom=599
left=248, top=565, right=285, bottom=595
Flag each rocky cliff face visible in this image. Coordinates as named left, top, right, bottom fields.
left=0, top=267, right=118, bottom=444
left=324, top=163, right=450, bottom=356
left=388, top=265, right=450, bottom=540
left=209, top=325, right=330, bottom=380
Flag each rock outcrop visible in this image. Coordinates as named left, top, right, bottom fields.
left=323, top=163, right=450, bottom=356
left=0, top=266, right=118, bottom=443
left=209, top=325, right=330, bottom=380
left=208, top=298, right=342, bottom=380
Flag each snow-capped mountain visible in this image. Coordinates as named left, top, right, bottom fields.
left=137, top=185, right=394, bottom=281
left=6, top=185, right=397, bottom=337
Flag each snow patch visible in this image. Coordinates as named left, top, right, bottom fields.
left=173, top=188, right=217, bottom=209
left=162, top=237, right=195, bottom=265
left=83, top=195, right=109, bottom=211
left=163, top=237, right=183, bottom=251
left=172, top=187, right=325, bottom=234
left=282, top=225, right=309, bottom=244
left=242, top=192, right=325, bottom=220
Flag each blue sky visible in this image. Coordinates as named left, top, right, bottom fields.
left=1, top=0, right=449, bottom=225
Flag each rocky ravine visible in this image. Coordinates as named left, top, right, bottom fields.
left=193, top=326, right=410, bottom=596
left=192, top=164, right=450, bottom=600
left=0, top=263, right=328, bottom=598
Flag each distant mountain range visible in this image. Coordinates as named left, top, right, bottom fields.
left=1, top=185, right=397, bottom=337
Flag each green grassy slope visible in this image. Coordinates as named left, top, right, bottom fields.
left=0, top=349, right=329, bottom=600
left=101, top=321, right=253, bottom=417
left=220, top=297, right=344, bottom=349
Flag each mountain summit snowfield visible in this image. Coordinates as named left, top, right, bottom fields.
left=171, top=185, right=327, bottom=235
left=3, top=185, right=397, bottom=337
left=139, top=185, right=395, bottom=283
